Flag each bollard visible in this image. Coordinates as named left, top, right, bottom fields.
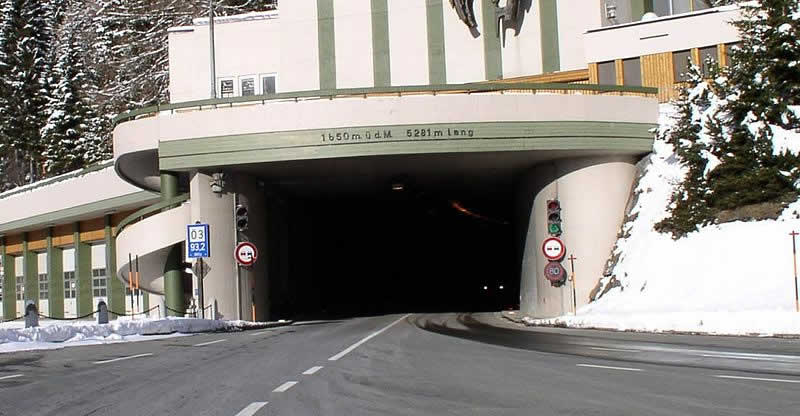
left=24, top=301, right=39, bottom=328
left=97, top=301, right=109, bottom=324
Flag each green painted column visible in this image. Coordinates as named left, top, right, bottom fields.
left=106, top=215, right=124, bottom=319
left=161, top=172, right=185, bottom=316
left=317, top=0, right=336, bottom=90
left=75, top=223, right=92, bottom=318
left=22, top=235, right=38, bottom=308
left=47, top=229, right=64, bottom=319
left=539, top=0, right=561, bottom=73
left=371, top=0, right=391, bottom=87
left=482, top=0, right=503, bottom=80
left=426, top=0, right=447, bottom=84
left=1, top=242, right=14, bottom=319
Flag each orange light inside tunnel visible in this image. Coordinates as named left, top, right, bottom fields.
left=450, top=201, right=509, bottom=225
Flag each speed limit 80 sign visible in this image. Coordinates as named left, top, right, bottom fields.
left=187, top=224, right=210, bottom=258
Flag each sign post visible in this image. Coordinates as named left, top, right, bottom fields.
left=187, top=223, right=211, bottom=318
left=568, top=254, right=578, bottom=315
left=791, top=230, right=798, bottom=313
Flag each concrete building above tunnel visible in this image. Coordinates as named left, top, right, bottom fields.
left=2, top=1, right=745, bottom=322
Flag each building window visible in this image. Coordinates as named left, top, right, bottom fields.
left=649, top=0, right=711, bottom=16
left=622, top=57, right=642, bottom=86
left=699, top=46, right=718, bottom=77
left=597, top=61, right=616, bottom=85
left=261, top=75, right=276, bottom=95
left=92, top=268, right=107, bottom=297
left=724, top=42, right=741, bottom=66
left=15, top=275, right=24, bottom=301
left=38, top=273, right=48, bottom=300
left=240, top=76, right=256, bottom=96
left=219, top=78, right=235, bottom=98
left=673, top=50, right=693, bottom=82
left=64, top=271, right=77, bottom=299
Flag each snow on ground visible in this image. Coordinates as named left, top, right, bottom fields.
left=0, top=317, right=290, bottom=354
left=529, top=104, right=800, bottom=336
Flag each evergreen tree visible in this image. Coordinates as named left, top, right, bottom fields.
left=41, top=19, right=108, bottom=176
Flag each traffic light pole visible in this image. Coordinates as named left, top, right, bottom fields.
left=233, top=192, right=242, bottom=320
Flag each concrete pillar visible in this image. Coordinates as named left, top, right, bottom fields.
left=22, top=235, right=38, bottom=308
left=75, top=223, right=93, bottom=318
left=1, top=241, right=14, bottom=319
left=105, top=215, right=124, bottom=318
left=518, top=156, right=638, bottom=318
left=47, top=229, right=65, bottom=319
left=161, top=171, right=185, bottom=316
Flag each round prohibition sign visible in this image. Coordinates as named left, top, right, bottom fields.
left=234, top=242, right=258, bottom=266
left=542, top=237, right=566, bottom=261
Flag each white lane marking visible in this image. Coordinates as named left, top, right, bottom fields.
left=249, top=330, right=273, bottom=336
left=589, top=347, right=640, bottom=353
left=193, top=339, right=227, bottom=347
left=234, top=401, right=268, bottom=416
left=0, top=374, right=23, bottom=381
left=701, top=354, right=776, bottom=361
left=714, top=375, right=800, bottom=384
left=93, top=353, right=153, bottom=364
left=328, top=314, right=411, bottom=361
left=303, top=366, right=324, bottom=375
left=273, top=381, right=298, bottom=392
left=576, top=364, right=643, bottom=372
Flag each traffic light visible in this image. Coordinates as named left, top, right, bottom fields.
left=235, top=204, right=249, bottom=232
left=546, top=199, right=562, bottom=236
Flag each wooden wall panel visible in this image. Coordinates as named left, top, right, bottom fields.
left=52, top=224, right=74, bottom=247
left=5, top=234, right=23, bottom=255
left=641, top=52, right=677, bottom=102
left=588, top=63, right=599, bottom=84
left=27, top=230, right=48, bottom=251
left=79, top=218, right=106, bottom=243
left=614, top=60, right=624, bottom=86
left=718, top=44, right=727, bottom=67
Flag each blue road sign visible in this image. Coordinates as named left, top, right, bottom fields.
left=187, top=224, right=210, bottom=258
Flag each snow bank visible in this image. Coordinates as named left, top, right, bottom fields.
left=0, top=317, right=291, bottom=354
left=528, top=104, right=800, bottom=336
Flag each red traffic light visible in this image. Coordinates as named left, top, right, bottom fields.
left=547, top=200, right=561, bottom=211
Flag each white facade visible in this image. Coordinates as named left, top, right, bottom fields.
left=14, top=256, right=23, bottom=315
left=63, top=248, right=76, bottom=318
left=37, top=252, right=48, bottom=316
left=91, top=244, right=108, bottom=314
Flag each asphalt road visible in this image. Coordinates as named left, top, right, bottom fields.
left=1, top=313, right=799, bottom=415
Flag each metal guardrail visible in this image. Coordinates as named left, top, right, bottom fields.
left=114, top=193, right=190, bottom=237
left=113, top=82, right=659, bottom=125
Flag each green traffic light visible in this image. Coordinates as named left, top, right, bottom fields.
left=548, top=223, right=562, bottom=234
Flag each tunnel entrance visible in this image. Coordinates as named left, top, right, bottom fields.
left=256, top=153, right=525, bottom=320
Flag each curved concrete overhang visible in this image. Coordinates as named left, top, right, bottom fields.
left=115, top=201, right=190, bottom=294
left=113, top=93, right=658, bottom=181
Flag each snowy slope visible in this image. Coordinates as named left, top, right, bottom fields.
left=531, top=104, right=800, bottom=336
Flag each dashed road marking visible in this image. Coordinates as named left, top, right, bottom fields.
left=93, top=353, right=153, bottom=364
left=249, top=330, right=273, bottom=336
left=303, top=366, right=324, bottom=375
left=589, top=347, right=640, bottom=353
left=329, top=314, right=411, bottom=361
left=194, top=339, right=227, bottom=347
left=714, top=375, right=800, bottom=384
left=273, top=381, right=298, bottom=392
left=0, top=374, right=23, bottom=381
left=576, top=364, right=643, bottom=372
left=234, top=401, right=268, bottom=416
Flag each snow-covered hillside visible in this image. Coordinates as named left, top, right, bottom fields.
left=531, top=104, right=800, bottom=336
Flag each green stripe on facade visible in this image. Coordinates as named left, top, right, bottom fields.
left=426, top=0, right=447, bottom=84
left=1, top=243, right=14, bottom=319
left=159, top=121, right=656, bottom=170
left=317, top=0, right=336, bottom=90
left=75, top=224, right=92, bottom=319
left=47, top=229, right=64, bottom=319
left=0, top=191, right=158, bottom=234
left=371, top=0, right=391, bottom=87
left=539, top=0, right=560, bottom=73
left=22, top=237, right=38, bottom=309
left=482, top=0, right=502, bottom=80
left=631, top=0, right=646, bottom=21
left=106, top=215, right=123, bottom=319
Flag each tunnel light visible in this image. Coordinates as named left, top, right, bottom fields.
left=391, top=183, right=405, bottom=192
left=499, top=285, right=504, bottom=290
left=483, top=286, right=488, bottom=290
